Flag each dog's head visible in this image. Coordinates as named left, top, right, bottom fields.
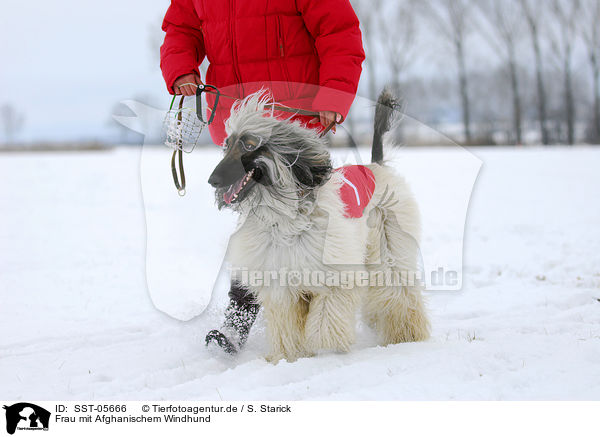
left=208, top=91, right=332, bottom=213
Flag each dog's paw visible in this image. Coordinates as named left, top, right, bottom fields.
left=264, top=352, right=285, bottom=364
left=265, top=348, right=310, bottom=364
left=205, top=330, right=239, bottom=354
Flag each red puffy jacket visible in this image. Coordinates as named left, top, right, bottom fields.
left=160, top=0, right=365, bottom=145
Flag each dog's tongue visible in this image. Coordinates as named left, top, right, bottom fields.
left=223, top=177, right=245, bottom=204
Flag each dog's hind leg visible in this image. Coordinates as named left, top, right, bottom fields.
left=262, top=294, right=310, bottom=363
left=364, top=282, right=429, bottom=345
left=365, top=198, right=430, bottom=345
left=304, top=289, right=360, bottom=355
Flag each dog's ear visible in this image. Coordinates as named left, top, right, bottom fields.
left=292, top=161, right=331, bottom=188
left=312, top=163, right=332, bottom=185
left=292, top=164, right=313, bottom=187
left=309, top=164, right=331, bottom=187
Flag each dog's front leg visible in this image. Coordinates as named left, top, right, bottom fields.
left=262, top=294, right=310, bottom=363
left=304, top=288, right=360, bottom=355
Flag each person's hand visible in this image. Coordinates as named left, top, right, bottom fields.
left=310, top=111, right=342, bottom=132
left=173, top=73, right=203, bottom=96
left=318, top=111, right=341, bottom=128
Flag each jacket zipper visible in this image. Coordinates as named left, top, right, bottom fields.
left=277, top=17, right=284, bottom=57
left=229, top=0, right=244, bottom=95
left=276, top=15, right=293, bottom=96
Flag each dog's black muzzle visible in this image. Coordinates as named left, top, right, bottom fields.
left=208, top=153, right=247, bottom=188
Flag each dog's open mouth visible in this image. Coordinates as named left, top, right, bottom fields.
left=223, top=169, right=256, bottom=205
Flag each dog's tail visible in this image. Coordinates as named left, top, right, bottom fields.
left=371, top=88, right=401, bottom=164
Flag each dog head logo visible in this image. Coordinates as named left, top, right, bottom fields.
left=3, top=403, right=50, bottom=435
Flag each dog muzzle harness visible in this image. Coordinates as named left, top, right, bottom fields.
left=163, top=84, right=221, bottom=196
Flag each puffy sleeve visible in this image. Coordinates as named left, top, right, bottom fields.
left=296, top=0, right=366, bottom=119
left=160, top=0, right=206, bottom=94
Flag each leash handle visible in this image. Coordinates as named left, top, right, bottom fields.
left=171, top=147, right=186, bottom=196
left=320, top=120, right=337, bottom=137
left=171, top=96, right=186, bottom=196
left=196, top=84, right=220, bottom=125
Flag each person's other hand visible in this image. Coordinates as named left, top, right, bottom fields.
left=173, top=73, right=202, bottom=96
left=310, top=111, right=341, bottom=133
left=318, top=111, right=342, bottom=128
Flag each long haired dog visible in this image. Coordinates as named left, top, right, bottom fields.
left=209, top=90, right=430, bottom=362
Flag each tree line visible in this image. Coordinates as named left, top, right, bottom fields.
left=351, top=0, right=600, bottom=145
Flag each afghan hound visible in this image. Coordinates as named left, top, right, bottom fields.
left=208, top=89, right=430, bottom=362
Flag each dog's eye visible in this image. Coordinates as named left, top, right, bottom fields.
left=236, top=135, right=264, bottom=152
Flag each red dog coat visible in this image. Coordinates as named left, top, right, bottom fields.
left=334, top=165, right=376, bottom=218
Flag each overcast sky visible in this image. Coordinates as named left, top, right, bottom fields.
left=1, top=0, right=170, bottom=142
left=0, top=0, right=451, bottom=143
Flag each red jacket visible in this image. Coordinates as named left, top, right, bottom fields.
left=160, top=0, right=365, bottom=145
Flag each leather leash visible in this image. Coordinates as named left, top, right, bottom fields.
left=171, top=96, right=187, bottom=196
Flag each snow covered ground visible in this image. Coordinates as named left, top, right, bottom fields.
left=1, top=146, right=599, bottom=400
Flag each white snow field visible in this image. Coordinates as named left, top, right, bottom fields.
left=1, top=146, right=599, bottom=400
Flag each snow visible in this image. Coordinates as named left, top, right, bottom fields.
left=1, top=146, right=599, bottom=400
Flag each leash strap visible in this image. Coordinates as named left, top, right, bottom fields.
left=171, top=148, right=186, bottom=196
left=321, top=120, right=337, bottom=136
left=200, top=87, right=321, bottom=118
left=196, top=84, right=220, bottom=124
left=171, top=96, right=187, bottom=196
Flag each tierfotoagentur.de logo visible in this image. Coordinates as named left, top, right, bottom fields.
left=2, top=403, right=50, bottom=435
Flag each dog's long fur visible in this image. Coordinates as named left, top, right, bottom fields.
left=212, top=90, right=430, bottom=362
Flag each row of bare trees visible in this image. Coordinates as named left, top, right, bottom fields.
left=0, top=104, right=25, bottom=145
left=352, top=0, right=600, bottom=145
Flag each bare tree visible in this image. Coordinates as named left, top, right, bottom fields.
left=519, top=0, right=550, bottom=145
left=351, top=0, right=383, bottom=101
left=419, top=0, right=473, bottom=144
left=578, top=0, right=600, bottom=142
left=377, top=0, right=420, bottom=95
left=475, top=0, right=525, bottom=145
left=547, top=0, right=580, bottom=144
left=0, top=104, right=25, bottom=144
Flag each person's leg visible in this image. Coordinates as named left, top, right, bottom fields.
left=205, top=281, right=260, bottom=353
